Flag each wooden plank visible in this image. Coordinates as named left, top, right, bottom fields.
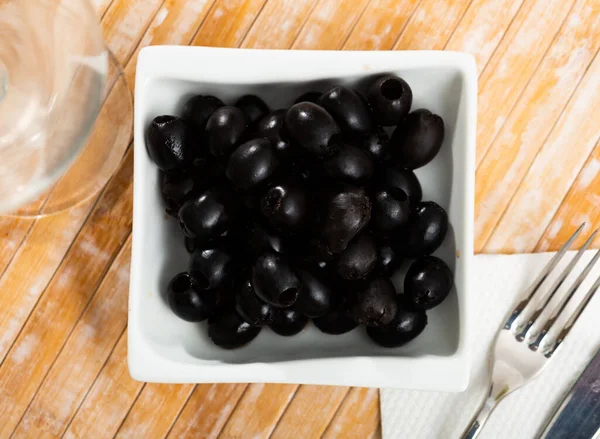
left=270, top=386, right=350, bottom=439
left=114, top=384, right=196, bottom=439
left=241, top=0, right=318, bottom=49
left=62, top=333, right=144, bottom=439
left=166, top=384, right=248, bottom=439
left=445, top=0, right=525, bottom=75
left=321, top=387, right=380, bottom=439
left=475, top=0, right=576, bottom=165
left=0, top=149, right=134, bottom=437
left=485, top=51, right=600, bottom=253
left=11, top=238, right=132, bottom=438
left=218, top=384, right=300, bottom=438
left=342, top=0, right=422, bottom=50
left=475, top=0, right=600, bottom=252
left=392, top=0, right=473, bottom=50
left=536, top=142, right=600, bottom=251
left=291, top=0, right=371, bottom=50
left=191, top=0, right=268, bottom=48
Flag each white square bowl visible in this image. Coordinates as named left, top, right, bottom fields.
left=130, top=46, right=476, bottom=391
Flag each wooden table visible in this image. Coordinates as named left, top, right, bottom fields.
left=1, top=0, right=599, bottom=437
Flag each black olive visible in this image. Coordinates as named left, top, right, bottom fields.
left=184, top=237, right=197, bottom=253
left=366, top=297, right=427, bottom=347
left=284, top=102, right=340, bottom=157
left=256, top=109, right=293, bottom=158
left=294, top=91, right=321, bottom=104
left=189, top=246, right=236, bottom=290
left=336, top=234, right=377, bottom=281
left=316, top=187, right=372, bottom=256
left=363, top=127, right=390, bottom=162
left=391, top=109, right=444, bottom=169
left=269, top=308, right=308, bottom=336
left=295, top=268, right=335, bottom=318
left=226, top=138, right=279, bottom=191
left=317, top=86, right=373, bottom=136
left=242, top=220, right=286, bottom=260
left=177, top=189, right=236, bottom=242
left=405, top=256, right=453, bottom=310
left=372, top=188, right=410, bottom=233
left=252, top=252, right=302, bottom=307
left=323, top=144, right=374, bottom=184
left=205, top=106, right=247, bottom=159
left=260, top=184, right=310, bottom=230
left=350, top=277, right=398, bottom=326
left=236, top=94, right=270, bottom=127
left=367, top=75, right=412, bottom=126
left=401, top=201, right=448, bottom=257
left=375, top=243, right=401, bottom=276
left=235, top=278, right=274, bottom=326
left=208, top=309, right=262, bottom=349
left=313, top=298, right=358, bottom=335
left=167, top=272, right=215, bottom=322
left=181, top=95, right=224, bottom=132
left=146, top=116, right=194, bottom=171
left=383, top=166, right=422, bottom=206
left=160, top=169, right=200, bottom=217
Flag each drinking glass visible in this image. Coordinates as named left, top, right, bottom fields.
left=0, top=0, right=132, bottom=217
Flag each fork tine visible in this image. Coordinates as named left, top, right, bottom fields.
left=528, top=248, right=600, bottom=351
left=544, top=269, right=600, bottom=357
left=504, top=223, right=585, bottom=330
left=515, top=229, right=598, bottom=341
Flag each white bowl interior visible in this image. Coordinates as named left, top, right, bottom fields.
left=135, top=64, right=465, bottom=365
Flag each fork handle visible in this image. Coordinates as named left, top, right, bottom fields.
left=460, top=386, right=498, bottom=439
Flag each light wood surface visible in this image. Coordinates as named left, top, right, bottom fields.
left=1, top=0, right=599, bottom=437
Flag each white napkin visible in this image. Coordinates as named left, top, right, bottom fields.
left=381, top=251, right=600, bottom=439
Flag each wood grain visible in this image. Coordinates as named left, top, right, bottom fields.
left=1, top=0, right=600, bottom=437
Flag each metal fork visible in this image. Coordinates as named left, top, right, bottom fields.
left=461, top=223, right=600, bottom=439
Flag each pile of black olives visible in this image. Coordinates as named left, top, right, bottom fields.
left=147, top=74, right=453, bottom=350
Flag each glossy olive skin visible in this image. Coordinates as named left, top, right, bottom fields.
left=405, top=256, right=453, bottom=310
left=375, top=243, right=401, bottom=276
left=317, top=86, right=373, bottom=136
left=241, top=220, right=286, bottom=260
left=391, top=109, right=445, bottom=169
left=323, top=144, right=374, bottom=184
left=178, top=190, right=236, bottom=242
left=208, top=309, right=262, bottom=349
left=181, top=95, right=224, bottom=132
left=235, top=279, right=274, bottom=326
left=294, top=91, right=321, bottom=104
left=363, top=128, right=390, bottom=163
left=252, top=252, right=302, bottom=307
left=382, top=166, right=422, bottom=206
left=366, top=297, right=427, bottom=348
left=367, top=75, right=413, bottom=126
left=226, top=138, right=279, bottom=191
left=167, top=272, right=214, bottom=322
left=295, top=268, right=335, bottom=318
left=147, top=116, right=194, bottom=171
left=402, top=201, right=448, bottom=257
left=269, top=308, right=308, bottom=336
left=236, top=94, right=270, bottom=127
left=285, top=102, right=341, bottom=157
left=205, top=106, right=247, bottom=159
left=316, top=187, right=372, bottom=257
left=189, top=246, right=236, bottom=290
left=372, top=188, right=410, bottom=233
left=160, top=169, right=199, bottom=217
left=260, top=184, right=310, bottom=230
left=351, top=277, right=398, bottom=326
left=313, top=298, right=358, bottom=335
left=336, top=234, right=377, bottom=281
left=256, top=110, right=293, bottom=158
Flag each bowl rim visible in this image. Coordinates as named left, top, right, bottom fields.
left=130, top=46, right=477, bottom=390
